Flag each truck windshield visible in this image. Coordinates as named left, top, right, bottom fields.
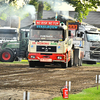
left=30, top=29, right=63, bottom=41
left=87, top=33, right=100, bottom=42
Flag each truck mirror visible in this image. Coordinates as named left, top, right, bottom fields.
left=80, top=32, right=83, bottom=37
left=25, top=32, right=28, bottom=37
left=68, top=31, right=71, bottom=36
left=77, top=33, right=80, bottom=37
left=77, top=32, right=84, bottom=37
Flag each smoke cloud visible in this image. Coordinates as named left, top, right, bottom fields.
left=0, top=4, right=36, bottom=20
left=0, top=3, right=36, bottom=27
left=39, top=0, right=74, bottom=19
left=21, top=4, right=36, bottom=20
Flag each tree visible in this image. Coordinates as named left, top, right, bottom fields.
left=37, top=1, right=44, bottom=20
left=65, top=0, right=100, bottom=22
left=29, top=0, right=51, bottom=20
left=29, top=0, right=43, bottom=20
left=30, top=0, right=100, bottom=22
left=29, top=0, right=39, bottom=11
left=9, top=0, right=15, bottom=4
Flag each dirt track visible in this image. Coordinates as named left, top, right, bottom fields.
left=0, top=63, right=100, bottom=100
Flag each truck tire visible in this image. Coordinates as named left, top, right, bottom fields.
left=0, top=49, right=14, bottom=62
left=68, top=59, right=72, bottom=67
left=61, top=54, right=68, bottom=68
left=35, top=62, right=45, bottom=67
left=61, top=63, right=68, bottom=68
left=29, top=61, right=35, bottom=67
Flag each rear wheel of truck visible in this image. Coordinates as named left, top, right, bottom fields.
left=0, top=49, right=14, bottom=62
left=29, top=61, right=35, bottom=67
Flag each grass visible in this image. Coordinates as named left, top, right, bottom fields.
left=52, top=86, right=100, bottom=100
left=82, top=62, right=100, bottom=67
left=0, top=60, right=100, bottom=66
left=0, top=60, right=28, bottom=64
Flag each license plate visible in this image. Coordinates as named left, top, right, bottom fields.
left=40, top=58, right=52, bottom=62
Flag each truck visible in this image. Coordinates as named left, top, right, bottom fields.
left=0, top=27, right=18, bottom=49
left=0, top=26, right=29, bottom=62
left=68, top=21, right=84, bottom=66
left=78, top=24, right=100, bottom=64
left=28, top=20, right=84, bottom=68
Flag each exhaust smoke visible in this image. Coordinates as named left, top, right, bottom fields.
left=39, top=0, right=74, bottom=19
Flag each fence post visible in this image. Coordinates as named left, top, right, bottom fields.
left=96, top=75, right=100, bottom=90
left=23, top=91, right=30, bottom=100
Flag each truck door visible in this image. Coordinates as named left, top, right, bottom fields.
left=20, top=31, right=29, bottom=51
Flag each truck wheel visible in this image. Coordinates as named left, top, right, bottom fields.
left=68, top=59, right=72, bottom=67
left=61, top=54, right=68, bottom=68
left=36, top=62, right=45, bottom=67
left=29, top=61, right=35, bottom=67
left=61, top=62, right=68, bottom=68
left=61, top=57, right=68, bottom=68
left=0, top=49, right=14, bottom=62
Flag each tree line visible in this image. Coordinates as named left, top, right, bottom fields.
left=0, top=0, right=100, bottom=22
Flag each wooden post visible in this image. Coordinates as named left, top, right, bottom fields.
left=96, top=75, right=99, bottom=90
left=55, top=12, right=57, bottom=21
left=18, top=17, right=20, bottom=41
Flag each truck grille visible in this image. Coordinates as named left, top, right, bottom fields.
left=92, top=43, right=100, bottom=46
left=37, top=46, right=56, bottom=52
left=90, top=47, right=100, bottom=51
left=90, top=52, right=100, bottom=59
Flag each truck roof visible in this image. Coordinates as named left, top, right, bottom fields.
left=86, top=30, right=100, bottom=34
left=0, top=27, right=18, bottom=29
left=79, top=24, right=98, bottom=32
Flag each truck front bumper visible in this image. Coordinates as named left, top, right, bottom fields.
left=28, top=53, right=66, bottom=63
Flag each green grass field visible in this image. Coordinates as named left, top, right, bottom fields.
left=0, top=60, right=28, bottom=64
left=82, top=62, right=100, bottom=67
left=52, top=86, right=100, bottom=100
left=0, top=61, right=100, bottom=67
left=0, top=60, right=100, bottom=66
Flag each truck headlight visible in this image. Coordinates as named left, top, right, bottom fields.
left=31, top=55, right=35, bottom=58
left=57, top=56, right=62, bottom=59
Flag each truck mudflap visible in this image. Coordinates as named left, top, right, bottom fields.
left=28, top=53, right=66, bottom=63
